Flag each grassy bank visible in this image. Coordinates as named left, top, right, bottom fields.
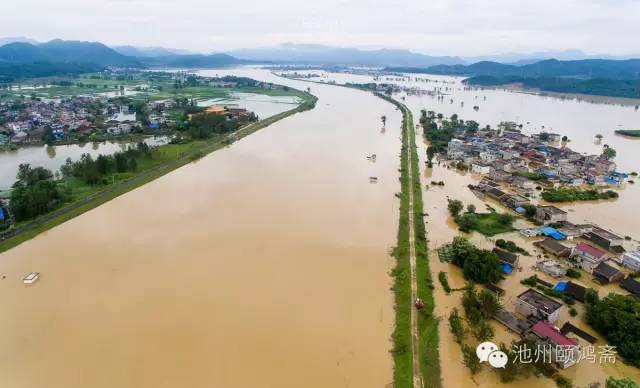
left=377, top=93, right=442, bottom=388
left=0, top=91, right=317, bottom=254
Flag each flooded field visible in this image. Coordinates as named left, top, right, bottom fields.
left=0, top=69, right=399, bottom=388
left=198, top=92, right=301, bottom=119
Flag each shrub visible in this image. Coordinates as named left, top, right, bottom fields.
left=565, top=268, right=581, bottom=279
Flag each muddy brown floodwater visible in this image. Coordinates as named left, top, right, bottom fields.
left=0, top=69, right=401, bottom=388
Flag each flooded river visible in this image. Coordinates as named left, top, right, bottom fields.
left=0, top=69, right=399, bottom=388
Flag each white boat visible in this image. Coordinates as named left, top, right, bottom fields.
left=23, top=272, right=39, bottom=284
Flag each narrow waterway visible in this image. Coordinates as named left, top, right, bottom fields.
left=0, top=69, right=399, bottom=388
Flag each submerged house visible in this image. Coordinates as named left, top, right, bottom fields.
left=530, top=322, right=580, bottom=369
left=516, top=288, right=563, bottom=323
left=563, top=282, right=587, bottom=303
left=621, top=277, right=640, bottom=297
left=493, top=248, right=519, bottom=268
left=573, top=243, right=608, bottom=273
left=536, top=206, right=568, bottom=224
left=592, top=262, right=624, bottom=284
left=534, top=238, right=572, bottom=258
left=622, top=249, right=640, bottom=272
left=537, top=260, right=565, bottom=277
left=583, top=226, right=625, bottom=253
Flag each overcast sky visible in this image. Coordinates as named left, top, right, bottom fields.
left=1, top=0, right=639, bottom=55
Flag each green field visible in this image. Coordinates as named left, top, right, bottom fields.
left=0, top=73, right=305, bottom=102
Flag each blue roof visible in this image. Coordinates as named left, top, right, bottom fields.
left=501, top=263, right=513, bottom=274
left=554, top=282, right=567, bottom=292
left=542, top=227, right=566, bottom=240
left=515, top=207, right=526, bottom=214
left=0, top=208, right=4, bottom=221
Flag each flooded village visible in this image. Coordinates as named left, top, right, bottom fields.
left=426, top=113, right=640, bottom=385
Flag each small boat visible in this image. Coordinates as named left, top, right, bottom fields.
left=369, top=176, right=378, bottom=183
left=23, top=272, right=39, bottom=284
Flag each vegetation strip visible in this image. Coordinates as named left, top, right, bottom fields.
left=376, top=93, right=442, bottom=388
left=0, top=92, right=317, bottom=253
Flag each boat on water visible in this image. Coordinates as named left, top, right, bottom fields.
left=369, top=176, right=378, bottom=183
left=23, top=272, right=39, bottom=284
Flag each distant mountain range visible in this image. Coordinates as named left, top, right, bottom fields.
left=0, top=39, right=246, bottom=82
left=228, top=43, right=464, bottom=67
left=1, top=38, right=639, bottom=99
left=0, top=40, right=140, bottom=66
left=386, top=59, right=640, bottom=98
left=0, top=36, right=39, bottom=46
left=0, top=40, right=142, bottom=82
left=112, top=45, right=194, bottom=58
left=462, top=50, right=640, bottom=65
left=388, top=59, right=640, bottom=80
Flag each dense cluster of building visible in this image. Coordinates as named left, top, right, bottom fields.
left=444, top=123, right=639, bottom=281
left=0, top=96, right=173, bottom=145
left=447, top=123, right=623, bottom=190
left=0, top=73, right=285, bottom=146
left=441, top=123, right=640, bottom=370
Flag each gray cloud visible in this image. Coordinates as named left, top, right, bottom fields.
left=1, top=0, right=638, bottom=55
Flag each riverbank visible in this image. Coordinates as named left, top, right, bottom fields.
left=0, top=90, right=317, bottom=254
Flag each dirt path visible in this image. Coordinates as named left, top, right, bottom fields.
left=405, top=113, right=423, bottom=388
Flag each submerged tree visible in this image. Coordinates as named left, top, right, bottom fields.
left=602, top=146, right=617, bottom=160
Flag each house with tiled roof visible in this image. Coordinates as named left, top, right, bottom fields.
left=530, top=322, right=580, bottom=369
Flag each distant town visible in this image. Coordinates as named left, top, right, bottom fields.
left=0, top=71, right=289, bottom=148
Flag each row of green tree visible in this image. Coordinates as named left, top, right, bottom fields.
left=185, top=112, right=257, bottom=139
left=541, top=187, right=619, bottom=202
left=60, top=142, right=152, bottom=185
